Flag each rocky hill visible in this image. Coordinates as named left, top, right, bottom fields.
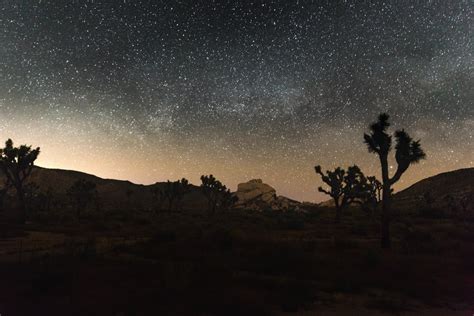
left=393, top=168, right=474, bottom=212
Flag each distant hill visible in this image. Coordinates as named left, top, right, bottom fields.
left=1, top=166, right=208, bottom=213
left=2, top=166, right=473, bottom=214
left=393, top=168, right=474, bottom=211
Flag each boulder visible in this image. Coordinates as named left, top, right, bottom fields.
left=235, top=179, right=276, bottom=206
left=234, top=179, right=307, bottom=212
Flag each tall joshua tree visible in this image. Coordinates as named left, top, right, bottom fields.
left=315, top=165, right=367, bottom=223
left=0, top=139, right=40, bottom=223
left=364, top=113, right=425, bottom=248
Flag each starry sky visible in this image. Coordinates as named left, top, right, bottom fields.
left=1, top=1, right=473, bottom=202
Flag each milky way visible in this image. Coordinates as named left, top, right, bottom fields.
left=1, top=1, right=473, bottom=201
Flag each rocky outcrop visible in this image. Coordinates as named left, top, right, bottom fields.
left=234, top=179, right=306, bottom=212
left=235, top=179, right=276, bottom=204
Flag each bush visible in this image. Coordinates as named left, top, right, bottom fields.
left=401, top=229, right=439, bottom=254
left=351, top=222, right=370, bottom=236
left=334, top=237, right=359, bottom=250
left=276, top=212, right=305, bottom=230
left=364, top=248, right=380, bottom=268
left=152, top=230, right=177, bottom=243
left=208, top=227, right=241, bottom=252
left=418, top=206, right=446, bottom=219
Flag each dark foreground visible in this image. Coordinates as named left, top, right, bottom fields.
left=1, top=207, right=473, bottom=315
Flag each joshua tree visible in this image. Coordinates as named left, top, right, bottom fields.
left=200, top=174, right=233, bottom=214
left=0, top=179, right=11, bottom=212
left=151, top=186, right=164, bottom=213
left=67, top=179, right=97, bottom=220
left=315, top=165, right=368, bottom=223
left=364, top=113, right=426, bottom=248
left=0, top=139, right=40, bottom=223
left=162, top=178, right=190, bottom=211
left=356, top=175, right=383, bottom=216
left=367, top=176, right=383, bottom=203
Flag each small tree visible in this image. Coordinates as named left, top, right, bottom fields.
left=151, top=186, right=164, bottom=214
left=0, top=139, right=40, bottom=223
left=200, top=175, right=233, bottom=214
left=67, top=179, right=97, bottom=220
left=356, top=175, right=382, bottom=216
left=364, top=113, right=425, bottom=248
left=162, top=178, right=190, bottom=211
left=315, top=165, right=368, bottom=223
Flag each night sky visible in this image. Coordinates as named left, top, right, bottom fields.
left=1, top=1, right=473, bottom=201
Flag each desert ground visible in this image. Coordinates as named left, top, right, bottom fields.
left=1, top=203, right=473, bottom=316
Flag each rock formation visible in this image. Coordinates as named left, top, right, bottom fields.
left=234, top=179, right=305, bottom=211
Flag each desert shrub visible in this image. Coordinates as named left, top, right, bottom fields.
left=364, top=248, right=380, bottom=268
left=62, top=238, right=98, bottom=260
left=152, top=230, right=177, bottom=243
left=89, top=221, right=109, bottom=231
left=401, top=229, right=439, bottom=254
left=277, top=279, right=314, bottom=312
left=305, top=209, right=320, bottom=221
left=366, top=296, right=414, bottom=314
left=418, top=206, right=446, bottom=219
left=132, top=215, right=151, bottom=226
left=30, top=264, right=69, bottom=294
left=334, top=237, right=359, bottom=250
left=351, top=221, right=370, bottom=236
left=208, top=227, right=241, bottom=252
left=333, top=276, right=360, bottom=293
left=276, top=211, right=305, bottom=230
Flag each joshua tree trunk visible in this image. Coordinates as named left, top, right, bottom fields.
left=16, top=186, right=26, bottom=224
left=334, top=199, right=341, bottom=223
left=379, top=154, right=391, bottom=249
left=0, top=188, right=7, bottom=212
left=381, top=184, right=391, bottom=249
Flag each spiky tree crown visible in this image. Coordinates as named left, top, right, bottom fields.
left=364, top=113, right=392, bottom=155
left=364, top=114, right=426, bottom=185
left=200, top=174, right=228, bottom=193
left=0, top=139, right=40, bottom=169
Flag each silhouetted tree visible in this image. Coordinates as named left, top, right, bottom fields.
left=200, top=175, right=234, bottom=214
left=367, top=176, right=383, bottom=203
left=162, top=178, right=190, bottom=211
left=0, top=139, right=40, bottom=223
left=315, top=165, right=368, bottom=222
left=24, top=182, right=40, bottom=212
left=356, top=175, right=382, bottom=216
left=67, top=179, right=97, bottom=220
left=0, top=180, right=10, bottom=212
left=364, top=113, right=426, bottom=248
left=151, top=186, right=164, bottom=213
